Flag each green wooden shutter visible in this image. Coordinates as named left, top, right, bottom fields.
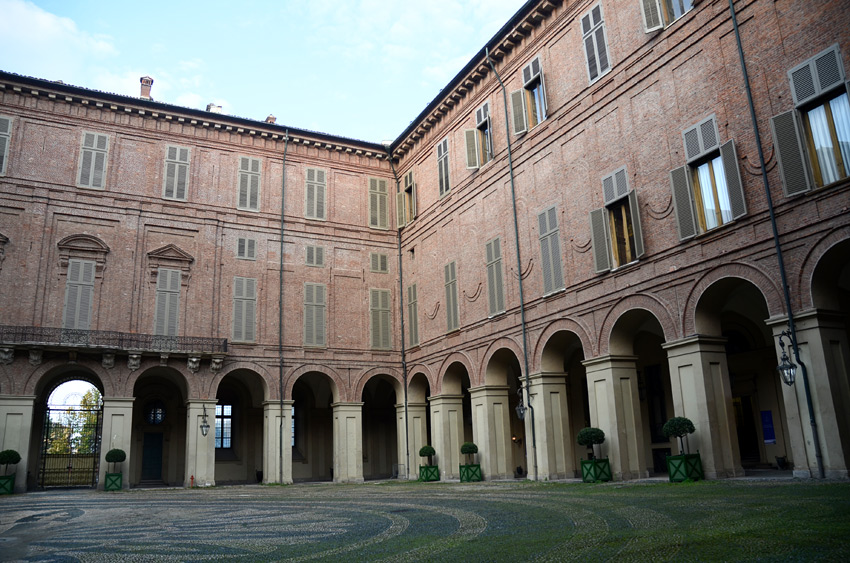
left=670, top=166, right=697, bottom=240
left=510, top=90, right=528, bottom=135
left=396, top=191, right=406, bottom=228
left=720, top=139, right=747, bottom=220
left=770, top=110, right=813, bottom=196
left=589, top=208, right=611, bottom=273
left=238, top=157, right=260, bottom=210
left=370, top=289, right=391, bottom=349
left=378, top=179, right=388, bottom=229
left=238, top=161, right=250, bottom=208
left=641, top=0, right=664, bottom=32
left=369, top=178, right=379, bottom=227
left=164, top=161, right=177, bottom=198
left=628, top=190, right=645, bottom=259
left=306, top=181, right=316, bottom=218
left=408, top=284, right=419, bottom=347
left=465, top=130, right=479, bottom=169
left=315, top=284, right=326, bottom=346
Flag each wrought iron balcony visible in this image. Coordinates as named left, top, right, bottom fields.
left=0, top=325, right=228, bottom=355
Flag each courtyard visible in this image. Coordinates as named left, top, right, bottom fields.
left=1, top=478, right=849, bottom=561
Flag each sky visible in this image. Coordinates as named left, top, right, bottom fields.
left=0, top=0, right=528, bottom=143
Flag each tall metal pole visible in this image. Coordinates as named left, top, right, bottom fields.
left=278, top=130, right=290, bottom=484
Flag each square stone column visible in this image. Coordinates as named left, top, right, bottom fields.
left=263, top=400, right=293, bottom=484
left=469, top=385, right=512, bottom=479
left=663, top=336, right=744, bottom=479
left=527, top=373, right=574, bottom=480
left=100, top=397, right=135, bottom=489
left=397, top=402, right=428, bottom=480
left=332, top=402, right=364, bottom=483
left=582, top=355, right=647, bottom=480
left=0, top=395, right=35, bottom=493
left=185, top=400, right=217, bottom=487
left=429, top=394, right=464, bottom=480
left=769, top=311, right=850, bottom=478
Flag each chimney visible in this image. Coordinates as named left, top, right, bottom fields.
left=265, top=114, right=276, bottom=124
left=206, top=103, right=223, bottom=114
left=140, top=76, right=154, bottom=100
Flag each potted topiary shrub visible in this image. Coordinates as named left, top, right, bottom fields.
left=459, top=441, right=482, bottom=482
left=418, top=445, right=440, bottom=481
left=662, top=416, right=704, bottom=482
left=104, top=448, right=126, bottom=491
left=0, top=449, right=21, bottom=494
left=577, top=427, right=612, bottom=483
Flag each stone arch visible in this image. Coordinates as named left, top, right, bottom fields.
left=406, top=363, right=435, bottom=400
left=683, top=262, right=785, bottom=336
left=599, top=294, right=677, bottom=355
left=479, top=337, right=525, bottom=385
left=24, top=359, right=113, bottom=398
left=206, top=360, right=271, bottom=402
left=798, top=226, right=850, bottom=310
left=354, top=367, right=403, bottom=403
left=534, top=318, right=594, bottom=373
left=692, top=277, right=776, bottom=337
left=435, top=352, right=475, bottom=395
left=284, top=364, right=343, bottom=403
left=126, top=360, right=190, bottom=400
left=211, top=367, right=269, bottom=408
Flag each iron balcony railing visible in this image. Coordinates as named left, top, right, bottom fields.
left=0, top=325, right=228, bottom=355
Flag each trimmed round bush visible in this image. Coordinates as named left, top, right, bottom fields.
left=460, top=442, right=478, bottom=455
left=418, top=445, right=435, bottom=458
left=105, top=449, right=126, bottom=464
left=662, top=417, right=696, bottom=439
left=576, top=427, right=605, bottom=447
left=0, top=449, right=21, bottom=466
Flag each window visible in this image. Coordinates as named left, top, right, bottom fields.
left=306, top=245, right=325, bottom=267
left=370, top=289, right=392, bottom=350
left=215, top=404, right=232, bottom=449
left=669, top=115, right=746, bottom=239
left=407, top=283, right=419, bottom=347
left=465, top=102, right=493, bottom=169
left=237, top=156, right=261, bottom=211
left=511, top=57, right=548, bottom=135
left=237, top=237, right=257, bottom=260
left=485, top=238, right=505, bottom=316
left=590, top=167, right=646, bottom=273
left=641, top=0, right=693, bottom=33
left=771, top=45, right=850, bottom=196
left=163, top=146, right=189, bottom=200
left=63, top=259, right=95, bottom=330
left=397, top=170, right=417, bottom=227
left=581, top=4, right=611, bottom=83
left=145, top=401, right=166, bottom=425
left=232, top=277, right=256, bottom=343
left=0, top=115, right=11, bottom=175
left=370, top=252, right=388, bottom=273
left=304, top=283, right=326, bottom=347
left=305, top=168, right=327, bottom=220
left=437, top=138, right=451, bottom=197
left=77, top=132, right=109, bottom=189
left=154, top=268, right=181, bottom=336
left=368, top=177, right=389, bottom=229
left=444, top=261, right=459, bottom=332
left=538, top=206, right=565, bottom=294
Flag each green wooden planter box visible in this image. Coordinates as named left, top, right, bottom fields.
left=666, top=452, right=704, bottom=482
left=0, top=474, right=15, bottom=495
left=104, top=472, right=123, bottom=491
left=459, top=463, right=482, bottom=482
left=419, top=465, right=440, bottom=482
left=580, top=457, right=612, bottom=483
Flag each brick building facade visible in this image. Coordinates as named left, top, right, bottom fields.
left=1, top=0, right=848, bottom=491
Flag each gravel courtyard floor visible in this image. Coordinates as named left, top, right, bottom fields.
left=1, top=478, right=849, bottom=562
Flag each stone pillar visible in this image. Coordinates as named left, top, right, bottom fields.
left=663, top=336, right=744, bottom=479
left=263, top=400, right=293, bottom=484
left=185, top=400, right=217, bottom=487
left=397, top=401, right=428, bottom=479
left=582, top=355, right=647, bottom=480
left=527, top=373, right=574, bottom=480
left=469, top=385, right=512, bottom=479
left=770, top=311, right=850, bottom=478
left=429, top=394, right=464, bottom=480
left=99, top=397, right=135, bottom=489
left=0, top=395, right=35, bottom=493
left=332, top=402, right=363, bottom=483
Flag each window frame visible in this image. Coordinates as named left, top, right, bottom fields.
left=581, top=3, right=611, bottom=84
left=407, top=283, right=419, bottom=347
left=215, top=404, right=233, bottom=449
left=641, top=0, right=694, bottom=33
left=236, top=237, right=257, bottom=261
left=444, top=261, right=460, bottom=332
left=368, top=177, right=390, bottom=229
left=537, top=206, right=566, bottom=295
left=0, top=114, right=11, bottom=176
left=63, top=258, right=96, bottom=330
left=397, top=169, right=417, bottom=227
left=590, top=167, right=645, bottom=273
left=485, top=237, right=506, bottom=316
left=511, top=57, right=548, bottom=135
left=163, top=145, right=190, bottom=201
left=232, top=276, right=257, bottom=343
left=77, top=131, right=110, bottom=190
left=370, top=252, right=389, bottom=273
left=305, top=167, right=328, bottom=220
left=465, top=102, right=493, bottom=170
left=237, top=156, right=261, bottom=211
left=370, top=288, right=392, bottom=350
left=153, top=268, right=181, bottom=337
left=306, top=245, right=325, bottom=268
left=303, top=282, right=326, bottom=347
left=437, top=138, right=451, bottom=197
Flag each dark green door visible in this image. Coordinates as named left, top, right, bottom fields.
left=141, top=433, right=163, bottom=481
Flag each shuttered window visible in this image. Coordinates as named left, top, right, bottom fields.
left=306, top=245, right=324, bottom=267
left=581, top=4, right=610, bottom=83
left=538, top=207, right=565, bottom=294
left=237, top=156, right=261, bottom=211
left=237, top=237, right=257, bottom=260
left=444, top=261, right=459, bottom=332
left=163, top=145, right=190, bottom=200
left=305, top=168, right=327, bottom=220
left=63, top=259, right=95, bottom=330
left=369, top=177, right=389, bottom=229
left=590, top=168, right=645, bottom=273
left=407, top=284, right=419, bottom=347
left=370, top=252, right=389, bottom=273
left=77, top=132, right=109, bottom=189
left=232, top=277, right=257, bottom=343
left=465, top=102, right=493, bottom=169
left=485, top=238, right=505, bottom=316
left=397, top=170, right=417, bottom=228
left=641, top=0, right=694, bottom=33
left=511, top=57, right=547, bottom=135
left=437, top=138, right=451, bottom=197
left=154, top=268, right=181, bottom=336
left=370, top=288, right=392, bottom=350
left=0, top=115, right=11, bottom=175
left=304, top=283, right=326, bottom=347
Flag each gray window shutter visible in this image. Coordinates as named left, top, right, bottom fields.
left=380, top=290, right=390, bottom=349
left=305, top=182, right=316, bottom=217
left=239, top=170, right=250, bottom=208
left=438, top=139, right=450, bottom=196
left=369, top=180, right=379, bottom=228
left=380, top=254, right=388, bottom=273
left=370, top=290, right=380, bottom=349
left=164, top=162, right=177, bottom=198
left=510, top=90, right=528, bottom=135
left=486, top=238, right=505, bottom=315
left=683, top=116, right=720, bottom=163
left=770, top=110, right=813, bottom=196
left=670, top=166, right=697, bottom=240
left=315, top=285, right=325, bottom=346
left=585, top=34, right=599, bottom=81
left=316, top=182, right=326, bottom=219
left=595, top=26, right=609, bottom=75
left=249, top=174, right=259, bottom=210
left=464, top=129, right=479, bottom=169
left=63, top=259, right=95, bottom=329
left=370, top=289, right=391, bottom=349
left=538, top=69, right=548, bottom=119
left=377, top=179, right=388, bottom=229
left=237, top=238, right=246, bottom=258
left=154, top=268, right=181, bottom=336
left=233, top=277, right=245, bottom=341
left=306, top=246, right=315, bottom=265
left=304, top=283, right=325, bottom=346
left=589, top=208, right=611, bottom=273
left=720, top=139, right=747, bottom=220
left=396, top=191, right=406, bottom=228
left=641, top=0, right=664, bottom=32
left=0, top=116, right=11, bottom=174
left=247, top=238, right=256, bottom=259
left=445, top=262, right=459, bottom=331
left=538, top=207, right=564, bottom=294
left=316, top=246, right=324, bottom=267
left=629, top=190, right=645, bottom=259
left=789, top=45, right=846, bottom=107
left=408, top=284, right=419, bottom=346
left=91, top=134, right=108, bottom=189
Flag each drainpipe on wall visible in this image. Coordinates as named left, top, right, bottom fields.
left=727, top=0, right=823, bottom=478
left=279, top=130, right=290, bottom=484
left=485, top=48, right=538, bottom=480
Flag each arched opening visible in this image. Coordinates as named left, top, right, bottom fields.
left=214, top=370, right=266, bottom=484
left=408, top=372, right=432, bottom=474
left=291, top=372, right=336, bottom=482
left=432, top=361, right=472, bottom=479
left=131, top=368, right=188, bottom=487
left=443, top=362, right=472, bottom=443
left=361, top=375, right=399, bottom=480
left=483, top=349, right=526, bottom=478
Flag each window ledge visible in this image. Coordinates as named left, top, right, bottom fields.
left=543, top=287, right=566, bottom=299
left=611, top=259, right=640, bottom=274
left=487, top=311, right=507, bottom=320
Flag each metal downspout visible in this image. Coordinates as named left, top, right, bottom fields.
left=279, top=130, right=290, bottom=484
left=728, top=0, right=823, bottom=478
left=485, top=48, right=538, bottom=480
left=386, top=147, right=411, bottom=480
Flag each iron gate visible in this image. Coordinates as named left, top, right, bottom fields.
left=40, top=406, right=103, bottom=488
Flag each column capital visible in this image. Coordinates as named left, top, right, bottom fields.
left=527, top=372, right=568, bottom=384
left=582, top=355, right=638, bottom=369
left=429, top=393, right=464, bottom=402
left=101, top=397, right=136, bottom=406
left=661, top=334, right=728, bottom=354
left=263, top=400, right=294, bottom=408
left=185, top=398, right=219, bottom=407
left=331, top=402, right=364, bottom=409
left=469, top=384, right=509, bottom=395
